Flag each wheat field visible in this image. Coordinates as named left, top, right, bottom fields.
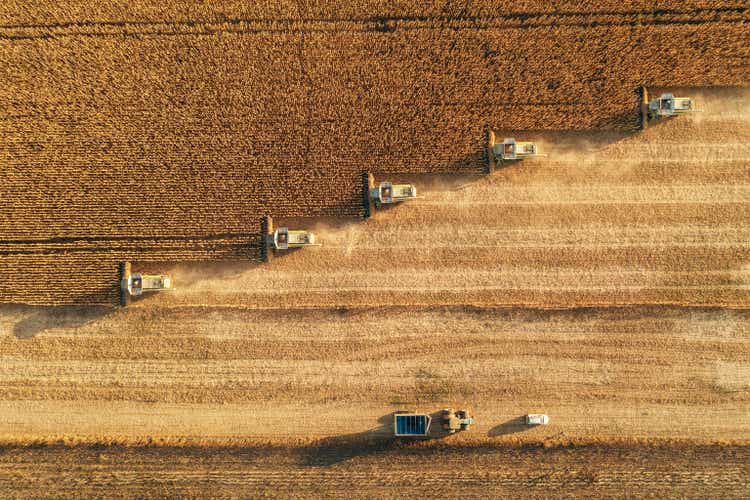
left=1, top=3, right=748, bottom=304
left=0, top=1, right=749, bottom=495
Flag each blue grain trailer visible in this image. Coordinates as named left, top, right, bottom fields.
left=394, top=412, right=431, bottom=437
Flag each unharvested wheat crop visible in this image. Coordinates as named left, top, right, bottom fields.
left=0, top=3, right=748, bottom=304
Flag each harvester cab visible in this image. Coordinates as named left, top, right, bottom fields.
left=123, top=273, right=173, bottom=297
left=441, top=408, right=475, bottom=433
left=648, top=93, right=696, bottom=119
left=370, top=181, right=417, bottom=207
left=272, top=227, right=319, bottom=250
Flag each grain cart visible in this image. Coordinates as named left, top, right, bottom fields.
left=648, top=93, right=696, bottom=119
left=370, top=181, right=417, bottom=208
left=487, top=131, right=544, bottom=171
left=441, top=408, right=475, bottom=433
left=394, top=412, right=432, bottom=437
left=272, top=227, right=319, bottom=251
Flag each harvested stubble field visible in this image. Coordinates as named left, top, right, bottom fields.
left=1, top=2, right=749, bottom=304
left=1, top=301, right=749, bottom=493
left=0, top=443, right=747, bottom=497
left=1, top=1, right=750, bottom=495
left=1, top=305, right=748, bottom=443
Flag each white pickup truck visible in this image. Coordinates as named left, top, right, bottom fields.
left=525, top=414, right=550, bottom=425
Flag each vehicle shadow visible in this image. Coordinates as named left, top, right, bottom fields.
left=5, top=303, right=114, bottom=339
left=487, top=416, right=530, bottom=437
left=302, top=412, right=395, bottom=467
left=302, top=410, right=460, bottom=467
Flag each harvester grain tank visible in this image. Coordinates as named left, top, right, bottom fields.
left=119, top=262, right=174, bottom=306
left=124, top=273, right=173, bottom=296
left=496, top=137, right=540, bottom=160
left=272, top=227, right=319, bottom=250
left=486, top=131, right=544, bottom=171
left=441, top=408, right=475, bottom=433
left=370, top=181, right=417, bottom=208
left=648, top=93, right=696, bottom=119
left=363, top=174, right=418, bottom=216
left=261, top=216, right=320, bottom=258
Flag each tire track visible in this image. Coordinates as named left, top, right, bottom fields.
left=1, top=8, right=748, bottom=40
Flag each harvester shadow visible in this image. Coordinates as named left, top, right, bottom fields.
left=372, top=201, right=401, bottom=214
left=642, top=114, right=691, bottom=133
left=488, top=416, right=531, bottom=437
left=444, top=149, right=487, bottom=173
left=7, top=302, right=114, bottom=339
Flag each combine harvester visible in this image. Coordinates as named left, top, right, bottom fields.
left=393, top=409, right=475, bottom=437
left=261, top=216, right=320, bottom=261
left=119, top=262, right=174, bottom=306
left=363, top=173, right=417, bottom=216
left=641, top=87, right=699, bottom=128
left=486, top=131, right=545, bottom=172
